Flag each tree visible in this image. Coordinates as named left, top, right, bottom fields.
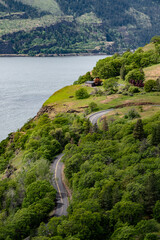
left=125, top=69, right=144, bottom=87
left=133, top=119, right=144, bottom=140
left=151, top=123, right=160, bottom=145
left=75, top=88, right=90, bottom=99
left=136, top=219, right=159, bottom=240
left=144, top=233, right=158, bottom=240
left=103, top=78, right=118, bottom=91
left=153, top=200, right=160, bottom=222
left=120, top=64, right=126, bottom=80
left=144, top=80, right=156, bottom=92
left=150, top=36, right=160, bottom=43
left=88, top=102, right=98, bottom=113
left=110, top=201, right=144, bottom=225
left=101, top=116, right=109, bottom=132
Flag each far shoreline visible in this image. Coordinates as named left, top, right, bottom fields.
left=0, top=52, right=108, bottom=57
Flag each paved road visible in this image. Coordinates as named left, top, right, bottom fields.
left=52, top=109, right=114, bottom=217
left=88, top=109, right=114, bottom=125
left=51, top=153, right=68, bottom=217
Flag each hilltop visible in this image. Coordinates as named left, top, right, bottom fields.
left=1, top=0, right=160, bottom=54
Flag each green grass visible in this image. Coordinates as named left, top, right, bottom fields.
left=44, top=84, right=160, bottom=118
left=0, top=15, right=73, bottom=37
left=76, top=12, right=102, bottom=24
left=44, top=85, right=94, bottom=105
left=142, top=43, right=155, bottom=52
left=98, top=105, right=160, bottom=129
left=18, top=0, right=62, bottom=15
left=144, top=63, right=160, bottom=81
left=0, top=151, right=24, bottom=180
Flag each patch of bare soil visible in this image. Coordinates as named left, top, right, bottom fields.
left=100, top=94, right=119, bottom=104
left=115, top=102, right=157, bottom=108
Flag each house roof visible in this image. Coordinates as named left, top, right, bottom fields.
left=85, top=81, right=94, bottom=84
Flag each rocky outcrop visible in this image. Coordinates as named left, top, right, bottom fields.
left=36, top=105, right=55, bottom=118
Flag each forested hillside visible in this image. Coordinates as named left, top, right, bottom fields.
left=1, top=0, right=160, bottom=54
left=0, top=38, right=160, bottom=239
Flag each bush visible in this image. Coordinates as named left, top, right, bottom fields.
left=103, top=77, right=118, bottom=91
left=125, top=69, right=144, bottom=87
left=124, top=109, right=140, bottom=120
left=74, top=72, right=93, bottom=85
left=144, top=233, right=158, bottom=240
left=75, top=88, right=90, bottom=99
left=144, top=80, right=156, bottom=92
left=88, top=102, right=99, bottom=113
left=128, top=86, right=140, bottom=93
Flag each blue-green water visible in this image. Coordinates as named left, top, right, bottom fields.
left=0, top=55, right=107, bottom=141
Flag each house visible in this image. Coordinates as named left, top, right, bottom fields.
left=94, top=77, right=102, bottom=86
left=85, top=81, right=95, bottom=87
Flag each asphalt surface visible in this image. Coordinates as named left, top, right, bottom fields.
left=51, top=153, right=68, bottom=217
left=88, top=109, right=114, bottom=125
left=52, top=109, right=114, bottom=217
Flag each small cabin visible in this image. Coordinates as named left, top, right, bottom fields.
left=94, top=77, right=102, bottom=86
left=85, top=77, right=102, bottom=87
left=85, top=81, right=95, bottom=87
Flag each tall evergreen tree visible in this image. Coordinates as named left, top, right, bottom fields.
left=133, top=119, right=144, bottom=140
left=151, top=123, right=160, bottom=145
left=102, top=116, right=109, bottom=132
left=120, top=64, right=126, bottom=80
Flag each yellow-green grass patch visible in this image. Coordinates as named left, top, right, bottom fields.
left=144, top=63, right=160, bottom=81
left=143, top=43, right=155, bottom=52
left=98, top=105, right=160, bottom=128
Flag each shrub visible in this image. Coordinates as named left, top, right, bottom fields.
left=103, top=77, right=118, bottom=91
left=74, top=72, right=93, bottom=84
left=144, top=80, right=156, bottom=92
left=150, top=36, right=160, bottom=43
left=125, top=69, right=145, bottom=87
left=128, top=86, right=140, bottom=93
left=75, top=88, right=90, bottom=99
left=144, top=233, right=158, bottom=240
left=88, top=102, right=99, bottom=112
left=124, top=109, right=140, bottom=120
left=155, top=78, right=160, bottom=91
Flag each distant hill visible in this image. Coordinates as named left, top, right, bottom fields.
left=1, top=0, right=160, bottom=54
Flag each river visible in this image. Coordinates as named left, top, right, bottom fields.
left=0, top=55, right=107, bottom=141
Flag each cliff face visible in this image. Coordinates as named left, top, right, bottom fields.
left=0, top=0, right=160, bottom=54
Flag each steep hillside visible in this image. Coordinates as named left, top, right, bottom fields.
left=0, top=43, right=160, bottom=239
left=1, top=0, right=160, bottom=54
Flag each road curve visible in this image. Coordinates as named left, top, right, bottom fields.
left=51, top=109, right=114, bottom=217
left=51, top=153, right=68, bottom=217
left=88, top=109, right=114, bottom=125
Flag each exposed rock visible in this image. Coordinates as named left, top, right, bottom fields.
left=36, top=105, right=55, bottom=118
left=3, top=164, right=17, bottom=179
left=67, top=109, right=80, bottom=113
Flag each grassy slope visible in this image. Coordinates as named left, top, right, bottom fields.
left=142, top=43, right=155, bottom=52
left=43, top=84, right=160, bottom=117
left=0, top=15, right=63, bottom=36
left=18, top=0, right=62, bottom=15
left=144, top=63, right=160, bottom=80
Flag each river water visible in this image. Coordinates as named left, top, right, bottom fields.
left=0, top=55, right=107, bottom=141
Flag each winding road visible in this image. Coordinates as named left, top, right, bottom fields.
left=51, top=109, right=114, bottom=216
left=51, top=153, right=68, bottom=217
